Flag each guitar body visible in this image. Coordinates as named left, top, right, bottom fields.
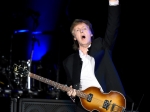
left=79, top=87, right=126, bottom=112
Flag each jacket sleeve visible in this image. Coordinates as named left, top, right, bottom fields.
left=63, top=56, right=73, bottom=86
left=102, top=5, right=120, bottom=51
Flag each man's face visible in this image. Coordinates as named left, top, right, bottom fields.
left=72, top=23, right=93, bottom=47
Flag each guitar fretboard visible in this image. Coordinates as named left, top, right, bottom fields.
left=29, top=73, right=88, bottom=99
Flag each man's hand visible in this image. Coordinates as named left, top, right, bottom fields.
left=67, top=85, right=76, bottom=98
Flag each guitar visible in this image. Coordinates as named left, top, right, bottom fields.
left=13, top=64, right=126, bottom=112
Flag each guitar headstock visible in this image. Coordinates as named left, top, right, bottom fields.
left=13, top=64, right=29, bottom=77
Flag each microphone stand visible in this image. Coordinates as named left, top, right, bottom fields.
left=27, top=35, right=39, bottom=90
left=25, top=10, right=40, bottom=98
left=135, top=94, right=144, bottom=112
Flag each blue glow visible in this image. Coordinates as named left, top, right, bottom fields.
left=32, top=31, right=42, bottom=34
left=27, top=35, right=51, bottom=61
left=26, top=0, right=63, bottom=61
left=14, top=29, right=29, bottom=34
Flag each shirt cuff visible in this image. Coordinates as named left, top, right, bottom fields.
left=109, top=0, right=119, bottom=6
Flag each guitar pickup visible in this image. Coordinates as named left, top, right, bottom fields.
left=102, top=100, right=110, bottom=110
left=87, top=93, right=93, bottom=102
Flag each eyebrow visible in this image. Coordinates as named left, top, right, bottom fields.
left=74, top=26, right=88, bottom=30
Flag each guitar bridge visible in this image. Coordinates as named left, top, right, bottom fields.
left=111, top=103, right=126, bottom=112
left=87, top=93, right=93, bottom=102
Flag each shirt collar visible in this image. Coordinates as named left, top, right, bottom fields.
left=79, top=44, right=91, bottom=58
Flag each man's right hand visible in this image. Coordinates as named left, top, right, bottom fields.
left=67, top=85, right=77, bottom=98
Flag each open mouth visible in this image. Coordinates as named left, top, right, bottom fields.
left=82, top=36, right=86, bottom=39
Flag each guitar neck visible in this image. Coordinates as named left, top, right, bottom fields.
left=29, top=73, right=88, bottom=99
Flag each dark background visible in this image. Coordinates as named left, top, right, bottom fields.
left=0, top=0, right=148, bottom=111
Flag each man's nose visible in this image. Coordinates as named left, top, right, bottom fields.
left=80, top=29, right=83, bottom=33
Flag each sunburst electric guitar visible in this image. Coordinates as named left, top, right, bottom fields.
left=13, top=64, right=126, bottom=112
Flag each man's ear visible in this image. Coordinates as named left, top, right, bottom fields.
left=74, top=37, right=76, bottom=40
